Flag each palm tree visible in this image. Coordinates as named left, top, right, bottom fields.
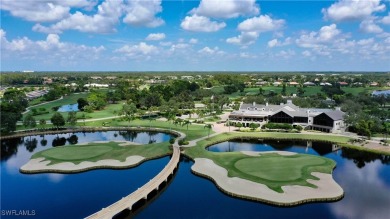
left=182, top=120, right=192, bottom=130
left=174, top=118, right=183, bottom=127
left=204, top=124, right=213, bottom=138
left=39, top=119, right=46, bottom=130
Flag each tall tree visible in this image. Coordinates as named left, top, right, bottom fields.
left=39, top=119, right=46, bottom=130
left=23, top=114, right=36, bottom=129
left=77, top=98, right=89, bottom=111
left=182, top=120, right=192, bottom=130
left=67, top=111, right=78, bottom=128
left=51, top=112, right=65, bottom=130
left=204, top=124, right=213, bottom=138
left=120, top=103, right=137, bottom=127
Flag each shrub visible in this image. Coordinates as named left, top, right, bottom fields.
left=169, top=138, right=175, bottom=144
left=295, top=125, right=303, bottom=131
left=263, top=123, right=293, bottom=130
left=52, top=106, right=60, bottom=111
left=178, top=139, right=189, bottom=145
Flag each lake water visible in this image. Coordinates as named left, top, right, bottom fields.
left=372, top=90, right=390, bottom=96
left=57, top=104, right=79, bottom=112
left=2, top=136, right=390, bottom=219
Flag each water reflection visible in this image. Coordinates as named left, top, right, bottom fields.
left=52, top=137, right=67, bottom=147
left=67, top=134, right=79, bottom=145
left=1, top=137, right=22, bottom=160
left=330, top=161, right=390, bottom=219
left=341, top=148, right=390, bottom=168
left=24, top=138, right=38, bottom=152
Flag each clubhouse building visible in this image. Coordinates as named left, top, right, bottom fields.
left=229, top=100, right=345, bottom=133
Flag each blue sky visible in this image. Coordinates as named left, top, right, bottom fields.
left=1, top=0, right=390, bottom=71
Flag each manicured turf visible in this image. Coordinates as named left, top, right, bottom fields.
left=32, top=141, right=171, bottom=165
left=41, top=145, right=113, bottom=160
left=234, top=154, right=326, bottom=181
left=184, top=132, right=344, bottom=192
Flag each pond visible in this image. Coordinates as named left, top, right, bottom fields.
left=1, top=131, right=173, bottom=219
left=372, top=90, right=390, bottom=96
left=2, top=137, right=390, bottom=219
left=57, top=103, right=79, bottom=112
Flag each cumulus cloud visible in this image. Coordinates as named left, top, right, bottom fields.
left=33, top=0, right=123, bottom=34
left=181, top=15, right=226, bottom=32
left=296, top=24, right=342, bottom=48
left=198, top=46, right=224, bottom=55
left=238, top=15, right=285, bottom=33
left=322, top=0, right=386, bottom=22
left=226, top=32, right=259, bottom=46
left=1, top=28, right=105, bottom=62
left=189, top=38, right=198, bottom=44
left=191, top=0, right=259, bottom=19
left=380, top=12, right=390, bottom=25
left=227, top=15, right=285, bottom=46
left=123, top=0, right=164, bottom=27
left=146, top=33, right=165, bottom=41
left=360, top=19, right=383, bottom=34
left=268, top=37, right=291, bottom=48
left=31, top=0, right=164, bottom=34
left=115, top=42, right=158, bottom=59
left=0, top=0, right=95, bottom=22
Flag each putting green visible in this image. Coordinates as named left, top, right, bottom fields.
left=41, top=146, right=113, bottom=161
left=234, top=154, right=326, bottom=182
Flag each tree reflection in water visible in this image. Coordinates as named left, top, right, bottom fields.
left=52, top=137, right=67, bottom=147
left=67, top=135, right=78, bottom=145
left=24, top=138, right=38, bottom=152
left=341, top=148, right=390, bottom=168
left=1, top=137, right=22, bottom=161
left=148, top=132, right=157, bottom=144
left=119, top=131, right=138, bottom=142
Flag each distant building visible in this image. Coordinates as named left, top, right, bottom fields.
left=370, top=82, right=379, bottom=87
left=229, top=100, right=345, bottom=133
left=84, top=83, right=109, bottom=88
left=303, top=82, right=315, bottom=86
left=273, top=82, right=282, bottom=86
left=338, top=82, right=348, bottom=86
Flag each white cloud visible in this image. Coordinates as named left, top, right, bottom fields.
left=191, top=0, right=259, bottom=19
left=238, top=15, right=285, bottom=33
left=198, top=46, right=224, bottom=55
left=268, top=39, right=278, bottom=48
left=1, top=28, right=105, bottom=62
left=123, top=0, right=164, bottom=27
left=380, top=12, right=390, bottom=25
left=189, top=38, right=198, bottom=44
left=360, top=19, right=383, bottom=34
left=146, top=33, right=166, bottom=41
left=227, top=15, right=284, bottom=47
left=169, top=43, right=190, bottom=53
left=181, top=15, right=226, bottom=32
left=226, top=31, right=259, bottom=46
left=296, top=24, right=342, bottom=48
left=302, top=50, right=312, bottom=57
left=0, top=0, right=95, bottom=22
left=31, top=0, right=164, bottom=34
left=115, top=42, right=158, bottom=58
left=33, top=0, right=123, bottom=34
left=322, top=0, right=386, bottom=22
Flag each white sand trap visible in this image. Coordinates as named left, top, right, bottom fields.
left=20, top=156, right=145, bottom=173
left=191, top=157, right=343, bottom=205
left=241, top=151, right=296, bottom=157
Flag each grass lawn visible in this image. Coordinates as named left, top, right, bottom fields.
left=24, top=101, right=123, bottom=121
left=183, top=132, right=349, bottom=192
left=32, top=141, right=171, bottom=165
left=82, top=118, right=213, bottom=141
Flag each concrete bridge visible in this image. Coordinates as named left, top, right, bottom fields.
left=85, top=146, right=181, bottom=219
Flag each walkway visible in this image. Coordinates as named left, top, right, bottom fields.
left=85, top=145, right=181, bottom=219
